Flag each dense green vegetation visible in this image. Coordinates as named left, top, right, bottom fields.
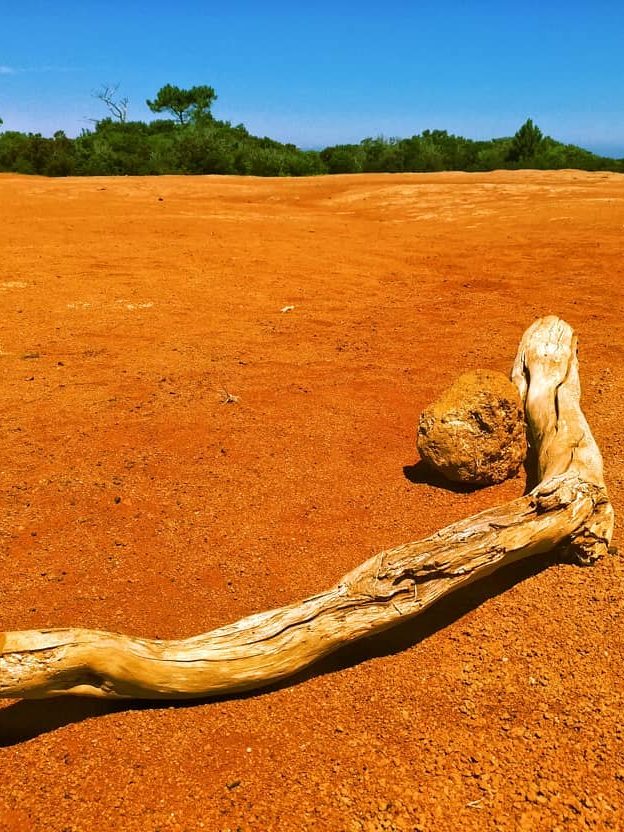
left=0, top=85, right=622, bottom=176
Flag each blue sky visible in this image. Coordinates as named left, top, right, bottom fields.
left=1, top=1, right=623, bottom=156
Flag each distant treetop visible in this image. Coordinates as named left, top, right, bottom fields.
left=146, top=84, right=217, bottom=124
left=507, top=118, right=544, bottom=163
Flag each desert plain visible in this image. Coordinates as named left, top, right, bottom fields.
left=1, top=170, right=623, bottom=831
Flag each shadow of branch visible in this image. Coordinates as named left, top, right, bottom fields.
left=0, top=549, right=559, bottom=747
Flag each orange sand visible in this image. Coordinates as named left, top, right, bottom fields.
left=1, top=171, right=623, bottom=831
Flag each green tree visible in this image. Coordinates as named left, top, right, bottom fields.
left=146, top=84, right=217, bottom=124
left=320, top=144, right=363, bottom=173
left=507, top=118, right=543, bottom=163
left=44, top=130, right=75, bottom=175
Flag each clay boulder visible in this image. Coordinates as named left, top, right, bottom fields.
left=417, top=369, right=527, bottom=485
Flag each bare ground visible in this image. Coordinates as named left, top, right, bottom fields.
left=1, top=170, right=623, bottom=831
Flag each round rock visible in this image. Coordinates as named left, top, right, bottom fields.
left=417, top=369, right=527, bottom=485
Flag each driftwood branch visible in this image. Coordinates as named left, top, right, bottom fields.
left=0, top=316, right=614, bottom=700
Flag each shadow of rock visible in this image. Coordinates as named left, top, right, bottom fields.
left=403, top=460, right=484, bottom=494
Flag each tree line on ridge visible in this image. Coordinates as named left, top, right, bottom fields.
left=0, top=84, right=621, bottom=177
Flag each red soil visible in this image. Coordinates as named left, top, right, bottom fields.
left=0, top=171, right=623, bottom=831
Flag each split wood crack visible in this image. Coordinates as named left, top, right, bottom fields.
left=0, top=316, right=614, bottom=700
